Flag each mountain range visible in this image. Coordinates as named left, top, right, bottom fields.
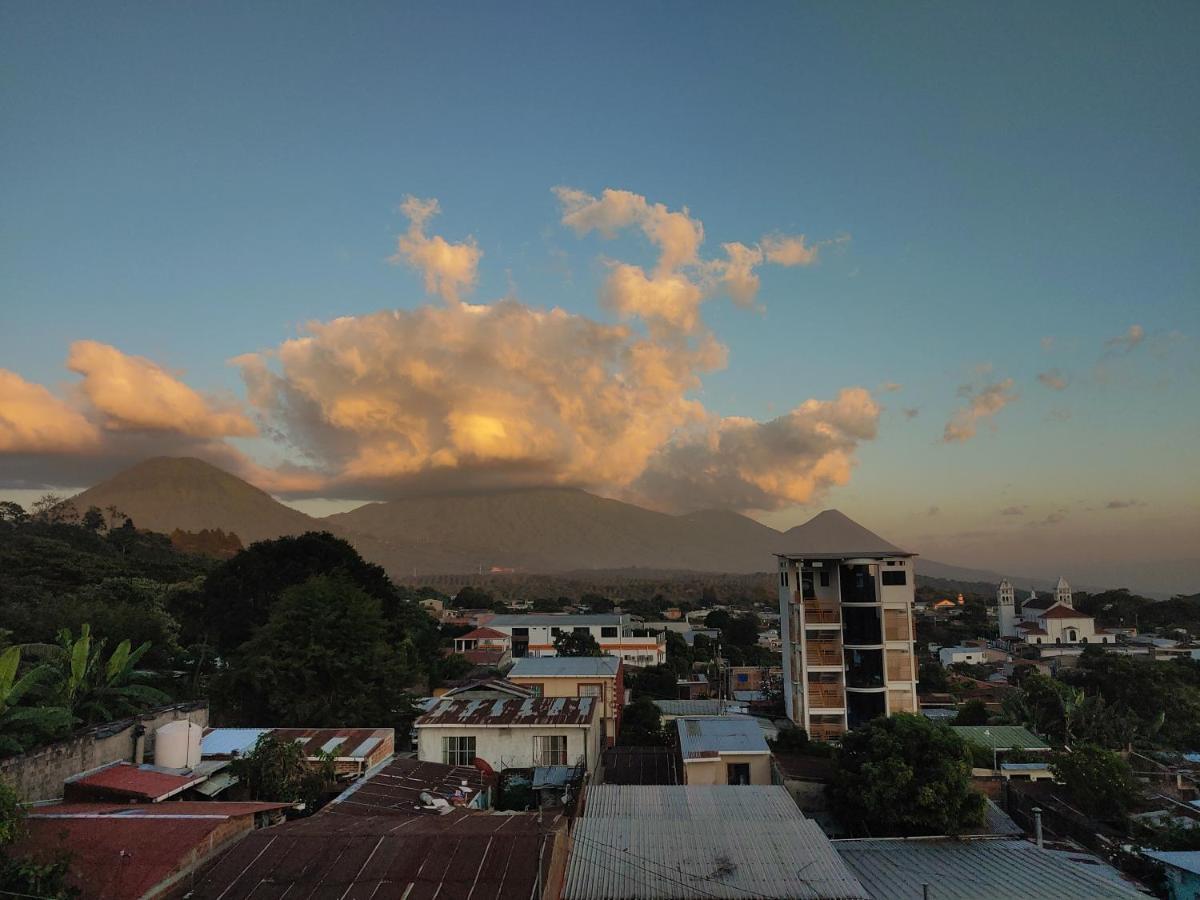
left=65, top=457, right=1171, bottom=595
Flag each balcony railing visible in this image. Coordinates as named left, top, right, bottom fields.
left=805, top=641, right=842, bottom=666
left=809, top=723, right=846, bottom=742
left=886, top=654, right=913, bottom=682
left=803, top=600, right=840, bottom=624
left=808, top=684, right=845, bottom=709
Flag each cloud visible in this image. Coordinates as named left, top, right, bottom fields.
left=3, top=189, right=872, bottom=512
left=761, top=234, right=819, bottom=267
left=1104, top=324, right=1144, bottom=354
left=0, top=370, right=102, bottom=453
left=388, top=196, right=482, bottom=304
left=632, top=388, right=881, bottom=512
left=1037, top=369, right=1069, bottom=390
left=943, top=378, right=1017, bottom=443
left=1027, top=511, right=1067, bottom=527
left=926, top=505, right=940, bottom=517
left=66, top=341, right=256, bottom=438
left=1105, top=499, right=1144, bottom=510
left=879, top=382, right=903, bottom=393
left=902, top=407, right=919, bottom=420
left=1040, top=336, right=1054, bottom=351
left=1000, top=505, right=1026, bottom=516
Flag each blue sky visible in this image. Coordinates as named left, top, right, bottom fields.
left=1, top=2, right=1197, bottom=577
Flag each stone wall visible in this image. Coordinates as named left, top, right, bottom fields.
left=0, top=700, right=208, bottom=802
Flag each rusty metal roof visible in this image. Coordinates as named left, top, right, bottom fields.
left=28, top=800, right=291, bottom=818
left=186, top=808, right=564, bottom=899
left=67, top=762, right=207, bottom=802
left=201, top=726, right=393, bottom=760
left=417, top=695, right=596, bottom=727
left=329, top=757, right=491, bottom=816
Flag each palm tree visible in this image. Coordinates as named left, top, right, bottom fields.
left=49, top=625, right=169, bottom=726
left=0, top=646, right=72, bottom=755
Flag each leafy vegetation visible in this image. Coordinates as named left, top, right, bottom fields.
left=616, top=696, right=664, bottom=745
left=232, top=733, right=337, bottom=811
left=0, top=779, right=75, bottom=898
left=553, top=630, right=602, bottom=657
left=828, top=714, right=986, bottom=836
left=1052, top=745, right=1137, bottom=820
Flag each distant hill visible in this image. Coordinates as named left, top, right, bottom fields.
left=64, top=457, right=1181, bottom=597
left=66, top=457, right=324, bottom=544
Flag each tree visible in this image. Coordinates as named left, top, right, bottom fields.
left=217, top=574, right=421, bottom=727
left=232, top=733, right=337, bottom=812
left=919, top=661, right=949, bottom=693
left=664, top=630, right=692, bottom=677
left=80, top=507, right=105, bottom=533
left=0, top=648, right=71, bottom=756
left=828, top=714, right=986, bottom=836
left=617, top=696, right=664, bottom=746
left=627, top=665, right=677, bottom=700
left=0, top=503, right=28, bottom=530
left=46, top=625, right=169, bottom=727
left=723, top=613, right=761, bottom=648
left=1052, top=745, right=1136, bottom=820
left=0, top=780, right=75, bottom=898
left=953, top=699, right=989, bottom=726
left=704, top=609, right=732, bottom=632
left=554, top=630, right=602, bottom=657
left=580, top=593, right=614, bottom=613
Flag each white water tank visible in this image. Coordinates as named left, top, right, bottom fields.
left=156, top=720, right=203, bottom=769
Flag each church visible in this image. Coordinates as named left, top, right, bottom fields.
left=996, top=577, right=1115, bottom=646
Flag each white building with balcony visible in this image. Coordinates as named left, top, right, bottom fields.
left=483, top=614, right=666, bottom=666
left=776, top=510, right=919, bottom=741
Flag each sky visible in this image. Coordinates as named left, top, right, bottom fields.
left=1, top=2, right=1197, bottom=582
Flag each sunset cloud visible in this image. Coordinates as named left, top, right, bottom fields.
left=389, top=196, right=482, bottom=304
left=1104, top=324, right=1144, bottom=354
left=761, top=234, right=819, bottom=267
left=943, top=377, right=1017, bottom=443
left=66, top=341, right=256, bottom=438
left=0, top=370, right=101, bottom=453
left=2, top=189, right=872, bottom=512
left=1037, top=369, right=1069, bottom=390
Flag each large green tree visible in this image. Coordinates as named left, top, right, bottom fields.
left=1052, top=745, right=1136, bottom=820
left=828, top=714, right=987, bottom=836
left=617, top=696, right=664, bottom=746
left=232, top=733, right=337, bottom=812
left=553, top=630, right=602, bottom=657
left=217, top=574, right=422, bottom=727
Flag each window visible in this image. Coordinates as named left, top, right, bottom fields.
left=442, top=736, right=476, bottom=766
left=601, top=626, right=618, bottom=638
left=819, top=571, right=830, bottom=587
left=737, top=673, right=748, bottom=683
left=881, top=571, right=907, bottom=586
left=727, top=763, right=751, bottom=785
left=512, top=627, right=529, bottom=637
left=781, top=571, right=789, bottom=587
left=578, top=683, right=601, bottom=697
left=574, top=627, right=589, bottom=635
left=801, top=573, right=815, bottom=597
left=534, top=735, right=568, bottom=765
left=527, top=683, right=544, bottom=697
left=551, top=627, right=562, bottom=636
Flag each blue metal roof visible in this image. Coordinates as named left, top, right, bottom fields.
left=200, top=728, right=267, bottom=757
left=509, top=657, right=620, bottom=677
left=676, top=716, right=768, bottom=760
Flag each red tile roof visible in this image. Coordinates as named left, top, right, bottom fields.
left=458, top=648, right=509, bottom=666
left=69, top=763, right=205, bottom=801
left=1039, top=605, right=1093, bottom=620
left=460, top=626, right=508, bottom=640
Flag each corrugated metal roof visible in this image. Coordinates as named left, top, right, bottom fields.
left=200, top=727, right=267, bottom=757
left=600, top=747, right=682, bottom=786
left=835, top=838, right=1145, bottom=899
left=488, top=614, right=625, bottom=627
left=1144, top=850, right=1200, bottom=876
left=950, top=726, right=1050, bottom=751
left=653, top=699, right=725, bottom=717
left=565, top=785, right=869, bottom=899
left=329, top=756, right=489, bottom=815
left=676, top=716, right=768, bottom=760
left=68, top=762, right=206, bottom=801
left=776, top=509, right=913, bottom=559
left=510, top=656, right=621, bottom=677
left=416, top=695, right=596, bottom=727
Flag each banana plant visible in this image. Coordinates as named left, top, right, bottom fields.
left=50, top=625, right=169, bottom=726
left=0, top=646, right=72, bottom=755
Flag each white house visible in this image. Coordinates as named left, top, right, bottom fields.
left=1001, top=577, right=1115, bottom=646
left=414, top=696, right=600, bottom=774
left=483, top=614, right=666, bottom=666
left=938, top=645, right=989, bottom=667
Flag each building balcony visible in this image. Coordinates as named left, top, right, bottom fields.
left=807, top=684, right=845, bottom=709
left=809, top=722, right=846, bottom=742
left=839, top=564, right=878, bottom=604
left=884, top=621, right=911, bottom=642
left=803, top=600, right=840, bottom=625
left=886, top=652, right=914, bottom=682
left=845, top=648, right=885, bottom=689
left=805, top=640, right=842, bottom=667
left=843, top=606, right=883, bottom=646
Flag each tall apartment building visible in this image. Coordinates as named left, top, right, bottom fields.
left=776, top=510, right=918, bottom=741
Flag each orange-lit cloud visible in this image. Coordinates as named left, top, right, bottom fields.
left=0, top=370, right=102, bottom=453
left=943, top=377, right=1017, bottom=443
left=67, top=341, right=256, bottom=438
left=388, top=196, right=481, bottom=304
left=762, top=233, right=819, bottom=267
left=2, top=189, right=872, bottom=512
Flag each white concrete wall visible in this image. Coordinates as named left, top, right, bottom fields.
left=417, top=723, right=597, bottom=772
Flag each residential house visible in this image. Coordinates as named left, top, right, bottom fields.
left=939, top=645, right=989, bottom=666
left=507, top=656, right=624, bottom=745
left=484, top=614, right=666, bottom=665
left=675, top=716, right=772, bottom=786
left=449, top=625, right=513, bottom=667
left=1144, top=851, right=1200, bottom=900
left=328, top=755, right=492, bottom=812
left=201, top=726, right=394, bottom=777
left=727, top=665, right=783, bottom=697
left=776, top=510, right=920, bottom=739
left=677, top=673, right=711, bottom=700
left=415, top=695, right=601, bottom=773
left=564, top=785, right=868, bottom=900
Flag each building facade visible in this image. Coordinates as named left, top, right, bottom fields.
left=483, top=614, right=666, bottom=666
left=507, top=656, right=624, bottom=746
left=998, top=577, right=1115, bottom=646
left=776, top=510, right=919, bottom=740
